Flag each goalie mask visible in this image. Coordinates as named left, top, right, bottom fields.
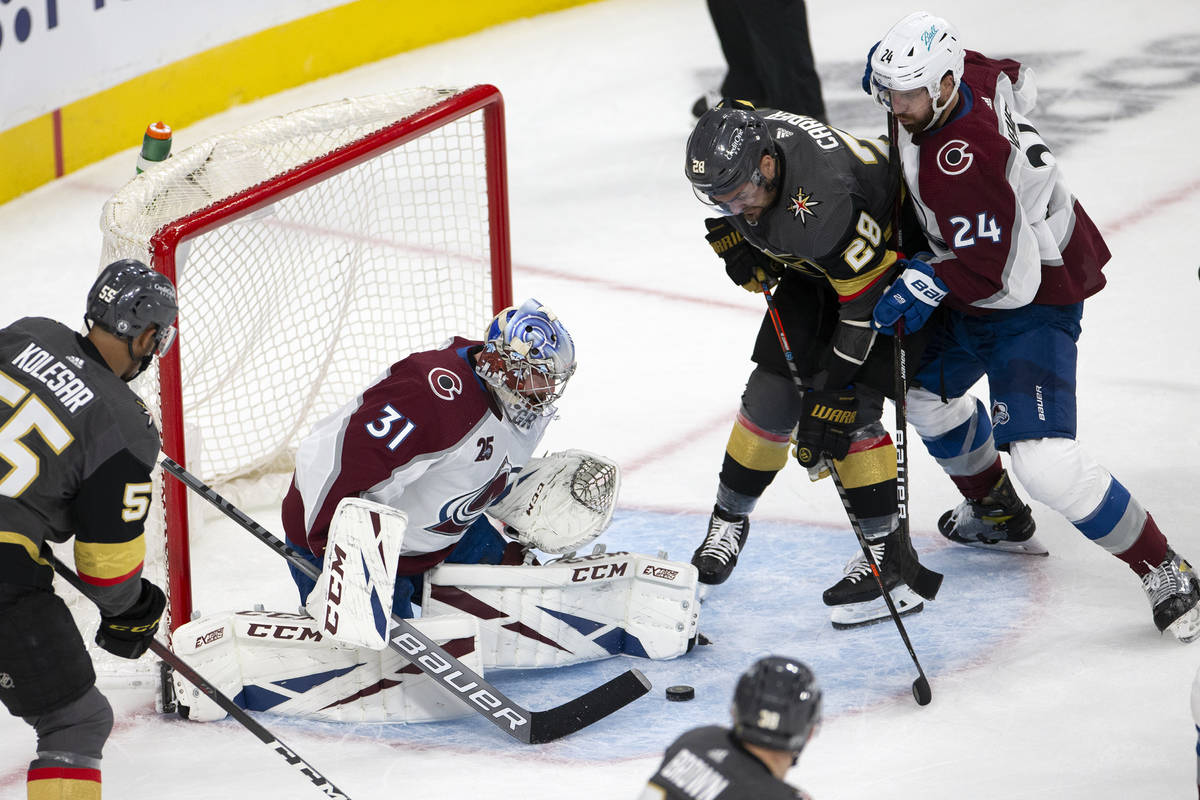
left=732, top=656, right=822, bottom=755
left=476, top=298, right=575, bottom=424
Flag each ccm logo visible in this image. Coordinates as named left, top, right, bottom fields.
left=642, top=565, right=679, bottom=581
left=390, top=631, right=528, bottom=731
left=322, top=544, right=349, bottom=635
left=572, top=562, right=628, bottom=582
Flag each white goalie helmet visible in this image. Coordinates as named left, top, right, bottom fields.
left=475, top=298, right=576, bottom=424
left=869, top=11, right=965, bottom=127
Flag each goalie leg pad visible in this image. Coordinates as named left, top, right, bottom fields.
left=304, top=497, right=407, bottom=649
left=171, top=610, right=482, bottom=723
left=421, top=551, right=700, bottom=669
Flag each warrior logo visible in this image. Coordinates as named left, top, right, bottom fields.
left=427, top=459, right=513, bottom=536
left=937, top=139, right=974, bottom=176
left=428, top=367, right=463, bottom=401
left=787, top=186, right=820, bottom=223
left=992, top=400, right=1010, bottom=426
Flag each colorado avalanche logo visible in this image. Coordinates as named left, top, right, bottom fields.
left=991, top=400, right=1010, bottom=426
left=426, top=459, right=512, bottom=536
left=428, top=367, right=463, bottom=401
left=937, top=140, right=974, bottom=176
left=787, top=186, right=820, bottom=223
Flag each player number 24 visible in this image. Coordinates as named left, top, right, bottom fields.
left=949, top=213, right=1002, bottom=248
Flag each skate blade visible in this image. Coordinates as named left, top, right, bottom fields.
left=830, top=585, right=924, bottom=629
left=1166, top=604, right=1200, bottom=643
left=949, top=533, right=1049, bottom=557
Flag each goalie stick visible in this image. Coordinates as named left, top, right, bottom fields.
left=760, top=282, right=934, bottom=706
left=158, top=455, right=651, bottom=743
left=46, top=552, right=352, bottom=799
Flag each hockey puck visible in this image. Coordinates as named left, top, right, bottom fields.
left=666, top=685, right=695, bottom=702
left=912, top=676, right=932, bottom=706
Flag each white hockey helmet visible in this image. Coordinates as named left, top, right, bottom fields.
left=869, top=11, right=965, bottom=127
left=475, top=298, right=576, bottom=425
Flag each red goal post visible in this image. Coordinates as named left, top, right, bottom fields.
left=97, top=86, right=512, bottom=667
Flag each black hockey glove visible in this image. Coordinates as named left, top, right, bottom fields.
left=95, top=579, right=165, bottom=660
left=794, top=387, right=859, bottom=471
left=704, top=218, right=779, bottom=293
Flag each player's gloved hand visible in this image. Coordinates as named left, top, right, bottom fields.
left=862, top=41, right=880, bottom=94
left=794, top=387, right=858, bottom=474
left=871, top=254, right=947, bottom=335
left=704, top=218, right=779, bottom=293
left=95, top=579, right=165, bottom=659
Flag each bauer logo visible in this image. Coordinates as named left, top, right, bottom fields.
left=642, top=564, right=679, bottom=581
left=194, top=627, right=225, bottom=648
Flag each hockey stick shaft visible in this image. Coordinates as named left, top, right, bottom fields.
left=760, top=284, right=931, bottom=702
left=47, top=553, right=352, bottom=799
left=158, top=455, right=649, bottom=744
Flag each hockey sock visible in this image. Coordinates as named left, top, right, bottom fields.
left=27, top=765, right=101, bottom=800
left=1112, top=513, right=1170, bottom=578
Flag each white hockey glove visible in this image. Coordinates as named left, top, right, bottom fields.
left=488, top=449, right=620, bottom=554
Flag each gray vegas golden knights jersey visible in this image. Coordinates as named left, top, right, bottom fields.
left=0, top=317, right=160, bottom=616
left=641, top=726, right=811, bottom=800
left=732, top=110, right=903, bottom=388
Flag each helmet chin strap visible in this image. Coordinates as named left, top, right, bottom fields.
left=924, top=84, right=960, bottom=132
left=123, top=338, right=153, bottom=382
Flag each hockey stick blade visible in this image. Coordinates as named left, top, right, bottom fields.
left=159, top=455, right=650, bottom=743
left=47, top=553, right=352, bottom=799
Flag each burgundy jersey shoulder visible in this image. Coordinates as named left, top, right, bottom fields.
left=963, top=50, right=1024, bottom=91
left=363, top=336, right=498, bottom=454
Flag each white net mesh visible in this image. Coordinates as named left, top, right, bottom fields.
left=81, top=87, right=504, bottom=685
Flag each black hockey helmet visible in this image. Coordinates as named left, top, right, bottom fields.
left=685, top=99, right=777, bottom=201
left=86, top=259, right=178, bottom=358
left=731, top=656, right=822, bottom=752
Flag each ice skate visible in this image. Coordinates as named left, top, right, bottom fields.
left=1142, top=549, right=1200, bottom=643
left=938, top=471, right=1048, bottom=555
left=691, top=506, right=750, bottom=585
left=823, top=529, right=924, bottom=629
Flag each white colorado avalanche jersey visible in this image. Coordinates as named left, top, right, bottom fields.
left=281, top=337, right=552, bottom=574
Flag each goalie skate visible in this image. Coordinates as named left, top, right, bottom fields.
left=823, top=533, right=924, bottom=629
left=938, top=471, right=1048, bottom=556
left=1142, top=549, right=1200, bottom=643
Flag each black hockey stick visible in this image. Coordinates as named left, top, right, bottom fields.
left=761, top=283, right=933, bottom=706
left=47, top=552, right=352, bottom=799
left=158, top=455, right=651, bottom=744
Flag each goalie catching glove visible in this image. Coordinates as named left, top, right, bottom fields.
left=488, top=449, right=619, bottom=554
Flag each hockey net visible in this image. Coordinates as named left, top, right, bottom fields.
left=80, top=86, right=511, bottom=686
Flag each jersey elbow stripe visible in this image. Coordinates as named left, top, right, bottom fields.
left=0, top=531, right=50, bottom=566
left=73, top=536, right=146, bottom=584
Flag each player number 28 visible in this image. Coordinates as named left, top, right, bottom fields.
left=842, top=211, right=883, bottom=272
